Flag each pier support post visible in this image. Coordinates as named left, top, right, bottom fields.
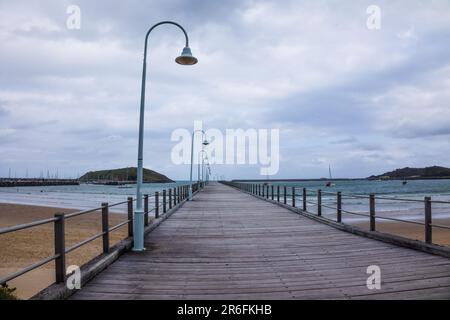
left=292, top=187, right=295, bottom=207
left=163, top=190, right=167, bottom=213
left=271, top=185, right=274, bottom=200
left=102, top=203, right=109, bottom=253
left=54, top=213, right=66, bottom=283
left=369, top=194, right=375, bottom=231
left=303, top=188, right=307, bottom=211
left=169, top=189, right=172, bottom=209
left=425, top=197, right=432, bottom=244
left=317, top=189, right=322, bottom=216
left=144, top=194, right=149, bottom=226
left=284, top=186, right=287, bottom=204
left=266, top=185, right=269, bottom=199
left=155, top=192, right=159, bottom=218
left=127, top=197, right=133, bottom=237
left=277, top=186, right=280, bottom=202
left=337, top=192, right=342, bottom=223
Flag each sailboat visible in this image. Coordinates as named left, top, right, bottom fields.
left=325, top=165, right=335, bottom=187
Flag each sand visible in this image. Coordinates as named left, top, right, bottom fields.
left=0, top=203, right=129, bottom=300
left=353, top=218, right=450, bottom=247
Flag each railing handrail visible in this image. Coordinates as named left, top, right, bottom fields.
left=224, top=181, right=450, bottom=246
left=0, top=182, right=199, bottom=287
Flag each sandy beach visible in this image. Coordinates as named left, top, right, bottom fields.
left=353, top=218, right=450, bottom=247
left=0, top=203, right=129, bottom=299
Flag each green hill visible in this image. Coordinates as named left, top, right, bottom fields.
left=368, top=166, right=450, bottom=180
left=79, top=167, right=174, bottom=183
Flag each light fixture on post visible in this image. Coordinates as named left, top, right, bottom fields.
left=133, top=21, right=198, bottom=252
left=198, top=150, right=208, bottom=188
left=189, top=130, right=209, bottom=201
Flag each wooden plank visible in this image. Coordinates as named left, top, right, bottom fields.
left=71, top=183, right=450, bottom=300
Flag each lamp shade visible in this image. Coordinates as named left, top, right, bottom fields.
left=175, top=47, right=198, bottom=65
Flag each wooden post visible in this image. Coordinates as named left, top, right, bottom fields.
left=283, top=186, right=287, bottom=204
left=277, top=185, right=280, bottom=202
left=163, top=189, right=167, bottom=213
left=266, top=185, right=269, bottom=199
left=337, top=192, right=342, bottom=223
left=127, top=197, right=133, bottom=237
left=317, top=189, right=322, bottom=216
left=369, top=194, right=375, bottom=231
left=101, top=202, right=109, bottom=253
left=54, top=213, right=65, bottom=283
left=169, top=189, right=172, bottom=209
left=271, top=185, right=274, bottom=200
left=174, top=187, right=177, bottom=205
left=303, top=188, right=307, bottom=211
left=155, top=192, right=160, bottom=218
left=262, top=184, right=265, bottom=197
left=178, top=186, right=181, bottom=203
left=292, top=187, right=295, bottom=207
left=144, top=194, right=149, bottom=226
left=425, top=197, right=432, bottom=244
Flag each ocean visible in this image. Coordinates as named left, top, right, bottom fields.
left=0, top=179, right=449, bottom=222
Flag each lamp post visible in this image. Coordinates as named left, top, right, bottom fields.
left=133, top=21, right=198, bottom=252
left=189, top=130, right=209, bottom=200
left=198, top=150, right=207, bottom=188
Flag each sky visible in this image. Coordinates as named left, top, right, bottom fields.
left=1, top=0, right=450, bottom=180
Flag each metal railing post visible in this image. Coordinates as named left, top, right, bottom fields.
left=277, top=185, right=280, bottom=202
left=271, top=185, right=274, bottom=200
left=54, top=213, right=66, bottom=283
left=425, top=197, right=432, bottom=244
left=101, top=202, right=109, bottom=253
left=337, top=192, right=342, bottom=223
left=369, top=194, right=375, bottom=231
left=144, top=194, right=149, bottom=226
left=169, top=189, right=172, bottom=209
left=127, top=197, right=133, bottom=237
left=317, top=189, right=322, bottom=216
left=155, top=192, right=160, bottom=218
left=283, top=186, right=287, bottom=204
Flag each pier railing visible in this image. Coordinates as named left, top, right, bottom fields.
left=0, top=182, right=204, bottom=287
left=223, top=182, right=450, bottom=247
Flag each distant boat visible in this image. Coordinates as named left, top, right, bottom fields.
left=326, top=165, right=335, bottom=187
left=402, top=180, right=408, bottom=185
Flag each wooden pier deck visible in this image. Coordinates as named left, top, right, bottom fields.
left=71, top=183, right=450, bottom=300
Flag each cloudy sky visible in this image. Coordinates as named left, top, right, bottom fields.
left=1, top=0, right=450, bottom=180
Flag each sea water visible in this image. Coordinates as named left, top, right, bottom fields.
left=0, top=181, right=189, bottom=213
left=248, top=179, right=450, bottom=222
left=0, top=179, right=449, bottom=222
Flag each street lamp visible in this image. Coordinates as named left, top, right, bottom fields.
left=198, top=150, right=208, bottom=187
left=133, top=21, right=198, bottom=252
left=189, top=130, right=209, bottom=200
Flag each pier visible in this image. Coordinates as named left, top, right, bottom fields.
left=1, top=181, right=449, bottom=299
left=66, top=182, right=450, bottom=300
left=0, top=178, right=79, bottom=187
